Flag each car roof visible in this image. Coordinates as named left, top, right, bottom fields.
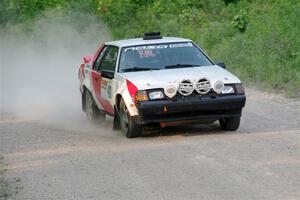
left=105, top=37, right=192, bottom=48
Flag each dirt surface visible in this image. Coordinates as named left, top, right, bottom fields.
left=0, top=87, right=300, bottom=200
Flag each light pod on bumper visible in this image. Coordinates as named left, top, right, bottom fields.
left=164, top=85, right=177, bottom=98
left=213, top=80, right=224, bottom=94
left=178, top=80, right=194, bottom=96
left=195, top=78, right=211, bottom=94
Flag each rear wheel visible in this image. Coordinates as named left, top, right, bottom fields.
left=219, top=116, right=240, bottom=131
left=85, top=91, right=105, bottom=121
left=119, top=99, right=142, bottom=138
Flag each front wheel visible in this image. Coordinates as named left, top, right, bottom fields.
left=219, top=116, right=240, bottom=131
left=119, top=99, right=142, bottom=138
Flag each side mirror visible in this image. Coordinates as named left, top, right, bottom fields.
left=216, top=62, right=226, bottom=69
left=101, top=70, right=114, bottom=79
left=83, top=55, right=93, bottom=64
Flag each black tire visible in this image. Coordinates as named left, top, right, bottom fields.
left=85, top=91, right=105, bottom=121
left=119, top=98, right=142, bottom=138
left=219, top=116, right=240, bottom=131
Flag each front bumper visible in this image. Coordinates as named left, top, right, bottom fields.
left=134, top=94, right=246, bottom=124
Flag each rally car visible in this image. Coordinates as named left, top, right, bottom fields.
left=78, top=32, right=246, bottom=138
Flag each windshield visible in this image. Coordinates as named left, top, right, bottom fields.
left=118, top=42, right=213, bottom=72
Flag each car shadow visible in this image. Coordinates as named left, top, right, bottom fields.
left=142, top=122, right=226, bottom=138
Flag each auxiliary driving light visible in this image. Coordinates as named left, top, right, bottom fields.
left=164, top=85, right=177, bottom=98
left=213, top=81, right=224, bottom=94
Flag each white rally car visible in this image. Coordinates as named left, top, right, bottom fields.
left=79, top=32, right=246, bottom=138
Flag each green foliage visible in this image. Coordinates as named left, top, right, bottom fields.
left=0, top=0, right=99, bottom=30
left=222, top=0, right=241, bottom=5
left=211, top=0, right=300, bottom=96
left=0, top=0, right=299, bottom=97
left=231, top=9, right=248, bottom=32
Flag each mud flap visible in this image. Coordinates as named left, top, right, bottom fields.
left=113, top=106, right=121, bottom=130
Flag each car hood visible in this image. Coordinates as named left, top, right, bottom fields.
left=123, top=65, right=241, bottom=90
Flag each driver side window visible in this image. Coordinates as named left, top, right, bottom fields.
left=94, top=46, right=108, bottom=71
left=97, top=46, right=119, bottom=72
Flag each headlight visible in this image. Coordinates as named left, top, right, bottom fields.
left=221, top=85, right=235, bottom=94
left=148, top=91, right=164, bottom=100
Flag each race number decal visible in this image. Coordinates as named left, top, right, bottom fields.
left=101, top=79, right=112, bottom=101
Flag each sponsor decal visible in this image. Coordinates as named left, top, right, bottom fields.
left=124, top=43, right=193, bottom=52
left=101, top=79, right=112, bottom=101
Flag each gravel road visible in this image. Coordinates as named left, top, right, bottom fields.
left=1, top=88, right=300, bottom=200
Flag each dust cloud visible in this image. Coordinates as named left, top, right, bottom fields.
left=0, top=11, right=110, bottom=130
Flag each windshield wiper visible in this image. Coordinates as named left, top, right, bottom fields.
left=122, top=67, right=160, bottom=72
left=164, top=64, right=198, bottom=69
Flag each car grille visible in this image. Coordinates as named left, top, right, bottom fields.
left=172, top=90, right=219, bottom=100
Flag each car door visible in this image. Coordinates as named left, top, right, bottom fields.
left=91, top=45, right=118, bottom=115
